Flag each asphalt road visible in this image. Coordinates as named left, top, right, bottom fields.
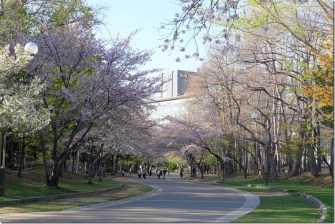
left=0, top=174, right=259, bottom=223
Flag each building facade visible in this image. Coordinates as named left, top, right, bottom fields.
left=161, top=70, right=194, bottom=98
left=150, top=70, right=196, bottom=122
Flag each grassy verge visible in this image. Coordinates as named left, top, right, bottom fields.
left=1, top=169, right=120, bottom=201
left=233, top=194, right=319, bottom=223
left=0, top=169, right=152, bottom=213
left=184, top=172, right=333, bottom=223
left=0, top=180, right=152, bottom=213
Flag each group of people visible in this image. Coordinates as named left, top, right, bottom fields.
left=134, top=166, right=184, bottom=179
left=136, top=166, right=169, bottom=179
left=137, top=165, right=147, bottom=179
left=137, top=166, right=168, bottom=179
left=156, top=168, right=168, bottom=179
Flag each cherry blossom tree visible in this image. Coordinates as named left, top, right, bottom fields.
left=0, top=43, right=50, bottom=195
left=76, top=104, right=157, bottom=183
left=28, top=27, right=159, bottom=187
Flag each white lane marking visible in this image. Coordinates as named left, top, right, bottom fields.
left=216, top=188, right=260, bottom=222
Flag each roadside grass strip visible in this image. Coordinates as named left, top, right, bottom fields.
left=185, top=173, right=333, bottom=223
left=231, top=194, right=319, bottom=223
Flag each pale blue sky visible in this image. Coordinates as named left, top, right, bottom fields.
left=87, top=0, right=208, bottom=73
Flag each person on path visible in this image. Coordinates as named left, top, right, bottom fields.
left=179, top=167, right=184, bottom=178
left=121, top=168, right=125, bottom=177
left=162, top=168, right=167, bottom=179
left=156, top=168, right=162, bottom=179
left=143, top=166, right=147, bottom=179
left=138, top=166, right=142, bottom=178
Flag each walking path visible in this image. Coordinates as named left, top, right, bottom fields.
left=0, top=174, right=260, bottom=223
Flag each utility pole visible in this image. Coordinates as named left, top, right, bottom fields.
left=266, top=119, right=271, bottom=185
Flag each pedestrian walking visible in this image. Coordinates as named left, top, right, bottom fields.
left=163, top=168, right=167, bottom=179
left=142, top=166, right=147, bottom=179
left=121, top=168, right=125, bottom=177
left=156, top=168, right=162, bottom=179
left=179, top=167, right=184, bottom=178
left=138, top=166, right=142, bottom=178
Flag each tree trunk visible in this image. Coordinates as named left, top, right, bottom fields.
left=98, top=156, right=103, bottom=182
left=322, top=156, right=333, bottom=180
left=110, top=154, right=115, bottom=175
left=269, top=140, right=278, bottom=180
left=186, top=153, right=197, bottom=177
left=0, top=132, right=7, bottom=196
left=330, top=138, right=334, bottom=182
left=307, top=136, right=319, bottom=177
left=17, top=137, right=26, bottom=177
left=88, top=147, right=94, bottom=184
left=71, top=152, right=75, bottom=173
left=309, top=159, right=319, bottom=177
left=288, top=157, right=293, bottom=175
left=227, top=154, right=247, bottom=179
left=290, top=149, right=303, bottom=177
left=76, top=150, right=80, bottom=173
left=269, top=154, right=278, bottom=180
left=199, top=165, right=204, bottom=179
left=225, top=160, right=234, bottom=175
left=46, top=150, right=70, bottom=188
left=253, top=138, right=258, bottom=175
left=40, top=130, right=50, bottom=186
left=47, top=159, right=62, bottom=188
left=115, top=154, right=120, bottom=175
left=220, top=161, right=225, bottom=181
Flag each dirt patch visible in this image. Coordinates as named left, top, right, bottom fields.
left=254, top=192, right=290, bottom=196
left=0, top=207, right=26, bottom=213
left=280, top=173, right=333, bottom=187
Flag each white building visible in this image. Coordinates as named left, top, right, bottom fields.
left=161, top=70, right=194, bottom=98
left=150, top=70, right=196, bottom=122
left=150, top=96, right=190, bottom=122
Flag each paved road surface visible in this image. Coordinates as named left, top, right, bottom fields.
left=0, top=174, right=259, bottom=223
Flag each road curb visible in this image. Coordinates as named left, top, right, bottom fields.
left=297, top=192, right=327, bottom=223
left=182, top=177, right=328, bottom=222
left=244, top=184, right=327, bottom=223
left=216, top=188, right=260, bottom=222
left=0, top=182, right=124, bottom=207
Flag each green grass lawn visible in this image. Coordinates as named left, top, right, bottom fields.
left=265, top=181, right=333, bottom=223
left=185, top=172, right=334, bottom=223
left=0, top=169, right=152, bottom=214
left=1, top=169, right=120, bottom=201
left=3, top=181, right=152, bottom=213
left=232, top=195, right=319, bottom=223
